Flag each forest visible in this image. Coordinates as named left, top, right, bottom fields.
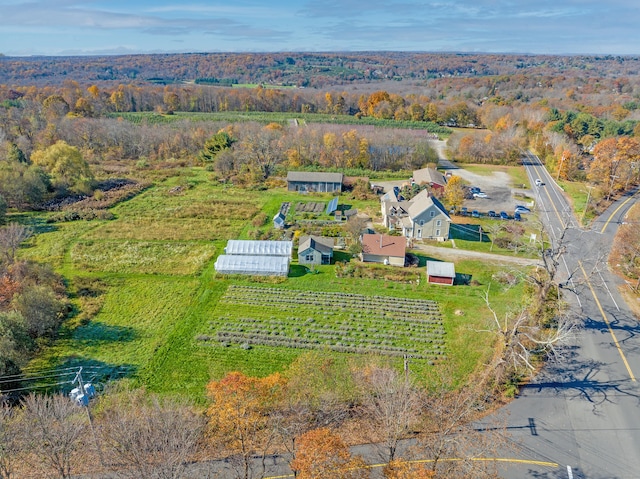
left=1, top=51, right=640, bottom=478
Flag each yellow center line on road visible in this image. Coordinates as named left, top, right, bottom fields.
left=579, top=261, right=637, bottom=382
left=600, top=195, right=635, bottom=234
left=264, top=457, right=559, bottom=478
left=541, top=180, right=566, bottom=229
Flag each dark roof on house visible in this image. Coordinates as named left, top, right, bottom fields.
left=413, top=167, right=447, bottom=187
left=361, top=234, right=406, bottom=258
left=286, top=171, right=344, bottom=183
left=299, top=235, right=334, bottom=254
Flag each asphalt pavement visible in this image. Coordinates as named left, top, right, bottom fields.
left=498, top=152, right=640, bottom=479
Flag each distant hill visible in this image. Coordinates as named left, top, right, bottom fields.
left=1, top=52, right=639, bottom=87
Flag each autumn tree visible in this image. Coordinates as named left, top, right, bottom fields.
left=31, top=141, right=94, bottom=195
left=276, top=353, right=356, bottom=474
left=290, top=428, right=369, bottom=479
left=443, top=175, right=465, bottom=212
left=235, top=125, right=284, bottom=181
left=383, top=459, right=434, bottom=479
left=207, top=371, right=285, bottom=479
left=21, top=394, right=87, bottom=479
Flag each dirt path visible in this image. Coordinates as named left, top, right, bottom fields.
left=413, top=242, right=542, bottom=267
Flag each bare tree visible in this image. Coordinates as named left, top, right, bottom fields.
left=0, top=403, right=22, bottom=479
left=355, top=365, right=420, bottom=462
left=0, top=224, right=31, bottom=265
left=414, top=369, right=510, bottom=479
left=21, top=393, right=87, bottom=479
left=98, top=395, right=204, bottom=479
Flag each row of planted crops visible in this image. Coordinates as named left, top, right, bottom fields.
left=204, top=285, right=446, bottom=362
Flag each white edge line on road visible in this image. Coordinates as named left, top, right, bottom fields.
left=598, top=270, right=620, bottom=311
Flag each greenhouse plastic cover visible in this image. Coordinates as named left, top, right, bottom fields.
left=214, top=255, right=290, bottom=276
left=224, top=240, right=293, bottom=257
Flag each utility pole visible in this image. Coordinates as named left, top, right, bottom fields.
left=556, top=152, right=567, bottom=181
left=582, top=185, right=593, bottom=223
left=72, top=367, right=105, bottom=466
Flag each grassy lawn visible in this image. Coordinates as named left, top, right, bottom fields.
left=558, top=179, right=591, bottom=224
left=20, top=168, right=530, bottom=402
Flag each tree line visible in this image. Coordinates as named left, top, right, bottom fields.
left=0, top=355, right=510, bottom=479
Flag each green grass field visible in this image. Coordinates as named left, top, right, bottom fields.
left=20, top=168, right=529, bottom=402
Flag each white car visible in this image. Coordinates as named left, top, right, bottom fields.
left=473, top=192, right=488, bottom=198
left=535, top=178, right=544, bottom=186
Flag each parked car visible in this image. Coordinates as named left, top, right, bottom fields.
left=488, top=210, right=497, bottom=218
left=515, top=205, right=531, bottom=214
left=514, top=212, right=522, bottom=221
left=461, top=207, right=468, bottom=216
left=535, top=178, right=544, bottom=186
left=470, top=186, right=481, bottom=194
left=471, top=210, right=480, bottom=218
left=473, top=192, right=488, bottom=198
left=500, top=211, right=509, bottom=220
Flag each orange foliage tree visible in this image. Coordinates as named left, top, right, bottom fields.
left=290, top=428, right=369, bottom=479
left=206, top=371, right=285, bottom=479
left=383, top=459, right=434, bottom=479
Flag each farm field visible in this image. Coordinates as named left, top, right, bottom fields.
left=20, top=167, right=529, bottom=402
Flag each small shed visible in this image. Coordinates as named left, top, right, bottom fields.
left=426, top=261, right=455, bottom=285
left=273, top=212, right=286, bottom=229
left=298, top=235, right=334, bottom=265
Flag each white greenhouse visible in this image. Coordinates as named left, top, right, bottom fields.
left=224, top=240, right=293, bottom=257
left=214, top=255, right=290, bottom=276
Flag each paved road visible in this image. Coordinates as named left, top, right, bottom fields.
left=498, top=152, right=640, bottom=479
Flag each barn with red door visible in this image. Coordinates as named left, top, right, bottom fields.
left=426, top=260, right=455, bottom=285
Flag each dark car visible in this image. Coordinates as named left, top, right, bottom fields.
left=514, top=212, right=522, bottom=221
left=471, top=210, right=480, bottom=218
left=461, top=207, right=468, bottom=216
left=500, top=211, right=509, bottom=220
left=488, top=210, right=497, bottom=218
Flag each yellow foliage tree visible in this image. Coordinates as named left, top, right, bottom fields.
left=443, top=175, right=465, bottom=211
left=31, top=141, right=94, bottom=194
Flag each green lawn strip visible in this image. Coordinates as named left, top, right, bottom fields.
left=557, top=179, right=589, bottom=222
left=20, top=220, right=101, bottom=270
left=449, top=221, right=541, bottom=258
left=27, top=276, right=199, bottom=388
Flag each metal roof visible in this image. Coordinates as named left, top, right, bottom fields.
left=426, top=260, right=456, bottom=278
left=214, top=255, right=290, bottom=276
left=224, top=240, right=292, bottom=257
left=286, top=171, right=343, bottom=183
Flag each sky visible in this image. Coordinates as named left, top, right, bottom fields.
left=0, top=0, right=639, bottom=57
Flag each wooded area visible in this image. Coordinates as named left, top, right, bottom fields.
left=1, top=50, right=640, bottom=478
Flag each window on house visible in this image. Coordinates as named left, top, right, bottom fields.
left=435, top=229, right=441, bottom=236
left=419, top=220, right=424, bottom=226
left=436, top=220, right=442, bottom=226
left=305, top=254, right=314, bottom=261
left=430, top=211, right=435, bottom=217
